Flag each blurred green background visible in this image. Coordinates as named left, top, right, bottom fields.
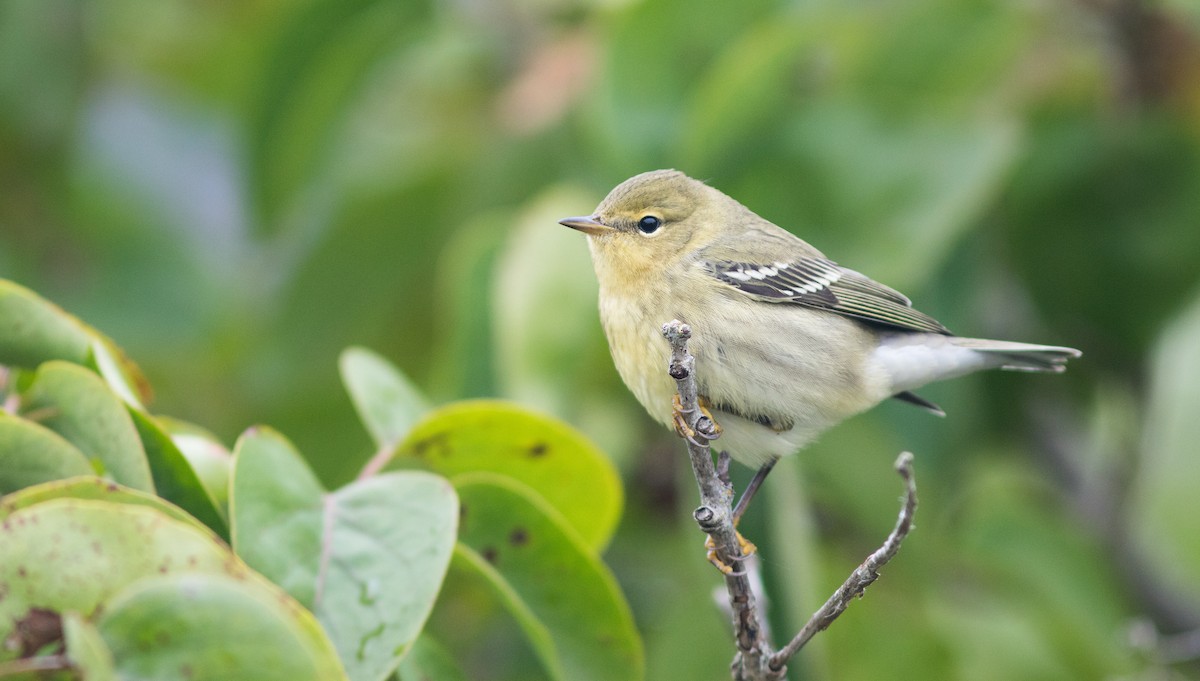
left=3, top=0, right=1200, bottom=678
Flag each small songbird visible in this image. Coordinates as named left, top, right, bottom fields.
left=560, top=169, right=1080, bottom=510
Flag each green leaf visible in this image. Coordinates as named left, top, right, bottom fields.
left=0, top=279, right=91, bottom=369
left=86, top=337, right=149, bottom=410
left=594, top=0, right=774, bottom=167
left=230, top=427, right=458, bottom=681
left=154, top=416, right=225, bottom=440
left=0, top=281, right=152, bottom=408
left=0, top=497, right=237, bottom=662
left=0, top=476, right=208, bottom=533
left=249, top=1, right=427, bottom=232
left=21, top=361, right=153, bottom=492
left=157, top=419, right=233, bottom=517
left=428, top=214, right=509, bottom=400
left=1003, top=118, right=1200, bottom=363
left=229, top=428, right=325, bottom=605
left=0, top=411, right=93, bottom=494
left=128, top=407, right=228, bottom=537
left=63, top=611, right=116, bottom=681
left=680, top=16, right=811, bottom=171
left=390, top=401, right=622, bottom=551
left=395, top=635, right=467, bottom=681
left=453, top=473, right=643, bottom=681
left=953, top=462, right=1136, bottom=676
left=490, top=190, right=601, bottom=415
left=171, top=434, right=231, bottom=513
left=96, top=573, right=347, bottom=681
left=787, top=101, right=1019, bottom=288
left=339, top=346, right=430, bottom=449
left=1129, top=291, right=1200, bottom=605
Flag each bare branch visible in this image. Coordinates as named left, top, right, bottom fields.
left=661, top=320, right=919, bottom=681
left=662, top=321, right=775, bottom=677
left=770, top=452, right=917, bottom=669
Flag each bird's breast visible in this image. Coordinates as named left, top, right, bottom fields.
left=594, top=262, right=891, bottom=464
left=597, top=283, right=680, bottom=428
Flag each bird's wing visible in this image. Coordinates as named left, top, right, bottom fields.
left=701, top=256, right=952, bottom=334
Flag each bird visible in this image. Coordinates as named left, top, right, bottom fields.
left=560, top=169, right=1080, bottom=521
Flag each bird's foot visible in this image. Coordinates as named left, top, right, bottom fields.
left=697, top=396, right=723, bottom=439
left=672, top=394, right=723, bottom=443
left=672, top=393, right=695, bottom=440
left=704, top=531, right=757, bottom=575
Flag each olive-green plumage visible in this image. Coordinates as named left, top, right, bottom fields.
left=561, top=170, right=1080, bottom=467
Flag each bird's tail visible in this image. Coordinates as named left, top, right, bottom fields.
left=946, top=337, right=1082, bottom=373
left=874, top=333, right=1082, bottom=400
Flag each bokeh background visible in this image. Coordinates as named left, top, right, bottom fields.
left=3, top=0, right=1200, bottom=678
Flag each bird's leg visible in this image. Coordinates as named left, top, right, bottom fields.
left=671, top=394, right=739, bottom=571
left=716, top=450, right=732, bottom=485
left=708, top=459, right=778, bottom=574
left=732, top=459, right=778, bottom=526
left=703, top=453, right=769, bottom=574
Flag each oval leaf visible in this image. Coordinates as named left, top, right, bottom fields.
left=453, top=473, right=643, bottom=681
left=171, top=434, right=232, bottom=512
left=0, top=497, right=239, bottom=660
left=87, top=337, right=151, bottom=409
left=231, top=427, right=458, bottom=681
left=395, top=635, right=467, bottom=681
left=0, top=282, right=152, bottom=407
left=64, top=611, right=116, bottom=681
left=21, top=361, right=153, bottom=492
left=0, top=411, right=93, bottom=494
left=97, top=573, right=347, bottom=681
left=339, top=346, right=430, bottom=449
left=0, top=476, right=207, bottom=532
left=229, top=428, right=325, bottom=605
left=390, top=401, right=622, bottom=551
left=0, top=279, right=91, bottom=369
left=156, top=416, right=233, bottom=513
left=129, top=407, right=227, bottom=537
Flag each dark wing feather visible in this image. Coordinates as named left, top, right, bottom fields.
left=704, top=257, right=951, bottom=335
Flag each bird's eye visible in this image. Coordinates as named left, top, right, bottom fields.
left=637, top=215, right=662, bottom=234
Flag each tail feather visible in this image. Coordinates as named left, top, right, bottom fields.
left=947, top=338, right=1082, bottom=373
left=873, top=334, right=1082, bottom=396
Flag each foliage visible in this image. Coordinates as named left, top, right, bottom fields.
left=2, top=0, right=1200, bottom=678
left=0, top=282, right=638, bottom=680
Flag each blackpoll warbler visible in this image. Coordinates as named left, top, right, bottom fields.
left=561, top=170, right=1080, bottom=503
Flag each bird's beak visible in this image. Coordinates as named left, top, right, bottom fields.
left=558, top=215, right=612, bottom=236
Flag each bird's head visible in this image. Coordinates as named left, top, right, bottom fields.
left=559, top=169, right=725, bottom=278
